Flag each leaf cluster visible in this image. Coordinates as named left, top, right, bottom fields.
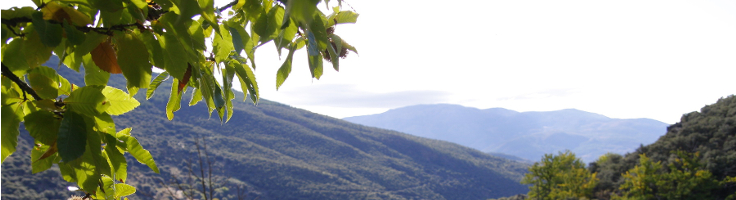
left=520, top=150, right=598, bottom=199
left=2, top=0, right=359, bottom=197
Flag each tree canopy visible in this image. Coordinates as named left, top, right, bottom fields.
left=520, top=150, right=598, bottom=199
left=1, top=0, right=358, bottom=198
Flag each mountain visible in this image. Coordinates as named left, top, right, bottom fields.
left=1, top=57, right=530, bottom=200
left=344, top=104, right=669, bottom=162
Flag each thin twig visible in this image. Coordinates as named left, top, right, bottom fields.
left=1, top=62, right=42, bottom=101
left=158, top=177, right=180, bottom=199
left=195, top=138, right=209, bottom=200
left=216, top=0, right=240, bottom=13
left=1, top=17, right=142, bottom=36
left=204, top=137, right=215, bottom=199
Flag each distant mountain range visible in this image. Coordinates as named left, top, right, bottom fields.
left=344, top=104, right=669, bottom=162
left=1, top=56, right=530, bottom=200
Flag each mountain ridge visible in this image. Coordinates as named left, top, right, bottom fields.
left=344, top=104, right=669, bottom=162
left=1, top=56, right=530, bottom=200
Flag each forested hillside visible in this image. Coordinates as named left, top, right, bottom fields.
left=1, top=57, right=530, bottom=200
left=590, top=95, right=736, bottom=199
left=514, top=95, right=736, bottom=200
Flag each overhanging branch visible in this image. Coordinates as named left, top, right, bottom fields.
left=1, top=62, right=42, bottom=101
left=1, top=17, right=143, bottom=36
left=216, top=0, right=240, bottom=13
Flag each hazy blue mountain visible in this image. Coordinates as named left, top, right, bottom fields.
left=1, top=57, right=530, bottom=200
left=344, top=104, right=669, bottom=162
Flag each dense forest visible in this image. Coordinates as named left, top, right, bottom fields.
left=2, top=57, right=531, bottom=199
left=512, top=95, right=736, bottom=200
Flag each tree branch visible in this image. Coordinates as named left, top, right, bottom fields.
left=1, top=62, right=42, bottom=101
left=216, top=0, right=240, bottom=13
left=1, top=17, right=143, bottom=36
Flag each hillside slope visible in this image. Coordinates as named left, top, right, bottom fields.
left=1, top=57, right=530, bottom=200
left=344, top=104, right=668, bottom=162
left=590, top=95, right=736, bottom=199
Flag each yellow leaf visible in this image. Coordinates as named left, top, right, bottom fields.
left=41, top=2, right=93, bottom=26
left=91, top=40, right=122, bottom=74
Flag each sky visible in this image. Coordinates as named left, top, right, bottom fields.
left=3, top=0, right=735, bottom=124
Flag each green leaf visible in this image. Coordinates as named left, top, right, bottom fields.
left=223, top=62, right=236, bottom=122
left=196, top=66, right=217, bottom=114
left=1, top=39, right=30, bottom=76
left=93, top=0, right=124, bottom=12
left=232, top=61, right=259, bottom=103
left=325, top=38, right=339, bottom=71
left=31, top=143, right=57, bottom=173
left=76, top=32, right=108, bottom=56
left=308, top=54, right=323, bottom=79
left=1, top=6, right=38, bottom=20
left=64, top=31, right=105, bottom=72
left=117, top=128, right=159, bottom=173
left=63, top=20, right=87, bottom=45
left=189, top=87, right=203, bottom=106
left=57, top=75, right=72, bottom=96
left=53, top=39, right=69, bottom=68
left=100, top=7, right=124, bottom=26
left=64, top=85, right=109, bottom=117
left=1, top=103, right=22, bottom=163
left=330, top=34, right=343, bottom=56
left=213, top=86, right=225, bottom=109
left=114, top=183, right=136, bottom=198
left=31, top=12, right=63, bottom=47
left=213, top=24, right=234, bottom=63
left=276, top=45, right=296, bottom=90
left=115, top=30, right=153, bottom=96
left=22, top=25, right=54, bottom=69
left=104, top=136, right=127, bottom=182
left=198, top=0, right=218, bottom=34
left=94, top=113, right=117, bottom=137
left=159, top=32, right=189, bottom=80
left=146, top=72, right=170, bottom=100
left=327, top=10, right=359, bottom=27
left=24, top=110, right=61, bottom=145
left=94, top=176, right=115, bottom=200
left=166, top=78, right=185, bottom=120
left=127, top=0, right=148, bottom=11
left=228, top=26, right=246, bottom=55
left=83, top=117, right=112, bottom=178
left=284, top=0, right=319, bottom=26
left=101, top=86, right=140, bottom=115
left=28, top=66, right=61, bottom=99
left=308, top=14, right=330, bottom=50
left=72, top=146, right=103, bottom=192
left=306, top=30, right=320, bottom=56
left=275, top=17, right=298, bottom=56
left=173, top=0, right=202, bottom=20
left=58, top=162, right=77, bottom=183
left=2, top=78, right=22, bottom=106
left=186, top=19, right=207, bottom=51
left=254, top=5, right=284, bottom=43
left=83, top=53, right=111, bottom=86
left=140, top=31, right=165, bottom=69
left=342, top=39, right=358, bottom=55
left=57, top=111, right=87, bottom=162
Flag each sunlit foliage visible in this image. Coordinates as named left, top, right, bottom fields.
left=1, top=0, right=359, bottom=198
left=521, top=150, right=598, bottom=199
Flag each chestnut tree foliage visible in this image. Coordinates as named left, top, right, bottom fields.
left=0, top=0, right=358, bottom=198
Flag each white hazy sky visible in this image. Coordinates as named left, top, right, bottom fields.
left=4, top=0, right=735, bottom=124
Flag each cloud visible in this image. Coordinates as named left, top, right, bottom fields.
left=496, top=88, right=580, bottom=101
left=281, top=84, right=451, bottom=108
